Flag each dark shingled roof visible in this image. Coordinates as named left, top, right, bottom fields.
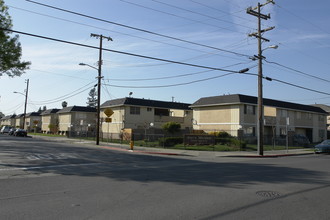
left=25, top=112, right=41, bottom=117
left=15, top=113, right=25, bottom=118
left=101, top=97, right=191, bottom=110
left=312, top=104, right=330, bottom=113
left=2, top=114, right=16, bottom=120
left=40, top=109, right=60, bottom=115
left=191, top=94, right=327, bottom=114
left=57, top=106, right=96, bottom=114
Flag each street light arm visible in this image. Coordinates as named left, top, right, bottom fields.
left=79, top=63, right=98, bottom=71
left=13, top=91, right=25, bottom=96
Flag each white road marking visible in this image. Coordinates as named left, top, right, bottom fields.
left=0, top=163, right=101, bottom=172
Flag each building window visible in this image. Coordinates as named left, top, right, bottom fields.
left=155, top=108, right=169, bottom=116
left=280, top=127, right=286, bottom=136
left=244, top=105, right=255, bottom=115
left=296, top=112, right=301, bottom=119
left=244, top=126, right=255, bottom=136
left=280, top=109, right=287, bottom=118
left=308, top=113, right=312, bottom=119
left=319, top=115, right=324, bottom=121
left=130, top=106, right=140, bottom=115
left=147, top=107, right=152, bottom=112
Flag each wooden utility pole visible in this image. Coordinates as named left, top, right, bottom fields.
left=23, top=79, right=29, bottom=130
left=91, top=33, right=112, bottom=145
left=247, top=1, right=275, bottom=156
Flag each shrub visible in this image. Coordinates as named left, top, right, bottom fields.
left=162, top=122, right=181, bottom=134
left=159, top=137, right=183, bottom=147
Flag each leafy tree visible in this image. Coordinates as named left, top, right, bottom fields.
left=0, top=0, right=31, bottom=77
left=62, top=101, right=67, bottom=108
left=162, top=121, right=181, bottom=134
left=86, top=88, right=97, bottom=108
left=0, top=111, right=4, bottom=118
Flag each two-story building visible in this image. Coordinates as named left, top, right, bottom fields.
left=40, top=109, right=60, bottom=134
left=14, top=114, right=25, bottom=128
left=57, top=106, right=96, bottom=135
left=0, top=114, right=16, bottom=127
left=313, top=104, right=330, bottom=138
left=25, top=112, right=42, bottom=132
left=100, top=97, right=193, bottom=139
left=190, top=94, right=327, bottom=143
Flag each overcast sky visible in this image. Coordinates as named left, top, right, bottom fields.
left=1, top=0, right=330, bottom=115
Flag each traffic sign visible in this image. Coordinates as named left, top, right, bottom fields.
left=104, top=108, right=114, bottom=117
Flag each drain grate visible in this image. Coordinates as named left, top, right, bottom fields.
left=256, top=191, right=281, bottom=198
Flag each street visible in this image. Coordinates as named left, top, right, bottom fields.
left=0, top=134, right=329, bottom=220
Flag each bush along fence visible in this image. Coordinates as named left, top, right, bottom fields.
left=66, top=129, right=312, bottom=151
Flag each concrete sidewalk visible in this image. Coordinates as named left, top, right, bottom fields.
left=29, top=135, right=315, bottom=158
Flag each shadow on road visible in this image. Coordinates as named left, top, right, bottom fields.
left=0, top=136, right=328, bottom=188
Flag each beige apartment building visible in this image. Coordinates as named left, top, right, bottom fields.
left=190, top=94, right=327, bottom=143
left=100, top=97, right=193, bottom=139
left=40, top=109, right=60, bottom=134
left=25, top=112, right=42, bottom=132
left=313, top=104, right=330, bottom=132
left=14, top=114, right=25, bottom=128
left=0, top=114, right=16, bottom=127
left=57, top=106, right=96, bottom=135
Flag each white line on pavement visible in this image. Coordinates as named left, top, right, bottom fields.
left=0, top=163, right=102, bottom=172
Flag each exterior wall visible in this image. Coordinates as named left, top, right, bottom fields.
left=58, top=112, right=96, bottom=134
left=41, top=114, right=59, bottom=133
left=58, top=114, right=71, bottom=132
left=25, top=116, right=42, bottom=132
left=192, top=104, right=327, bottom=142
left=100, top=105, right=193, bottom=137
left=15, top=117, right=24, bottom=128
left=1, top=118, right=16, bottom=126
left=100, top=107, right=125, bottom=135
left=41, top=115, right=51, bottom=132
left=193, top=104, right=241, bottom=135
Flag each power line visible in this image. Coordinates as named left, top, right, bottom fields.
left=120, top=0, right=245, bottom=33
left=276, top=3, right=330, bottom=35
left=5, top=28, right=329, bottom=97
left=31, top=81, right=97, bottom=104
left=103, top=72, right=235, bottom=88
left=9, top=5, right=247, bottom=62
left=104, top=62, right=256, bottom=82
left=271, top=78, right=330, bottom=96
left=3, top=28, right=246, bottom=73
left=25, top=0, right=252, bottom=58
left=106, top=69, right=215, bottom=82
left=149, top=0, right=253, bottom=30
left=265, top=59, right=330, bottom=83
left=240, top=72, right=330, bottom=96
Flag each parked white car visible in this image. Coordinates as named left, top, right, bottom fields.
left=0, top=126, right=12, bottom=134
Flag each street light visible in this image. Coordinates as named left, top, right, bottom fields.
left=79, top=62, right=101, bottom=145
left=262, top=45, right=278, bottom=51
left=13, top=79, right=29, bottom=130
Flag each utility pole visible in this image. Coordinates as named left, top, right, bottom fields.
left=91, top=33, right=112, bottom=145
left=247, top=0, right=275, bottom=156
left=23, top=79, right=29, bottom=130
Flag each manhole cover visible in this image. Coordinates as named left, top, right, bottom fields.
left=256, top=191, right=281, bottom=198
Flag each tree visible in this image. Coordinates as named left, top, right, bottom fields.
left=162, top=122, right=181, bottom=134
left=0, top=0, right=31, bottom=77
left=62, top=101, right=67, bottom=108
left=86, top=88, right=97, bottom=108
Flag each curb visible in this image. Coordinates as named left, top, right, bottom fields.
left=226, top=152, right=314, bottom=158
left=99, top=145, right=183, bottom=156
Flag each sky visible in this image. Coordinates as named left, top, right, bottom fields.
left=1, top=0, right=330, bottom=115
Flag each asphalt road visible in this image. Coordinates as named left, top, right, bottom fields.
left=0, top=134, right=329, bottom=220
